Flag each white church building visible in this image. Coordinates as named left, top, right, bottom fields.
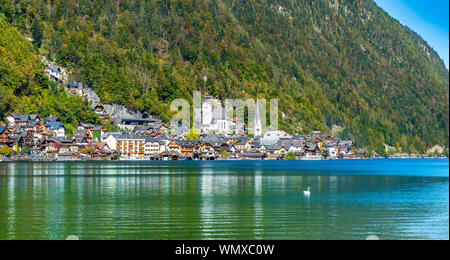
left=195, top=95, right=264, bottom=136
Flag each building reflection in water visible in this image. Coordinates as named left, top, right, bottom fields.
left=0, top=161, right=448, bottom=240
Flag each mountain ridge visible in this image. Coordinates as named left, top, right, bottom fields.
left=0, top=0, right=448, bottom=154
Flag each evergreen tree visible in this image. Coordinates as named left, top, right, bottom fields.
left=31, top=18, right=43, bottom=49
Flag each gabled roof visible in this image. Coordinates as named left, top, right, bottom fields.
left=45, top=122, right=64, bottom=130
left=66, top=82, right=82, bottom=88
left=73, top=130, right=90, bottom=141
left=178, top=140, right=199, bottom=148
left=200, top=134, right=226, bottom=145
left=79, top=123, right=95, bottom=129
left=8, top=135, right=24, bottom=143
left=47, top=138, right=62, bottom=144
left=279, top=140, right=293, bottom=149
left=96, top=142, right=110, bottom=150
left=136, top=123, right=166, bottom=131
left=26, top=121, right=40, bottom=127
left=92, top=125, right=104, bottom=131
left=338, top=140, right=354, bottom=146
left=45, top=117, right=60, bottom=122
left=241, top=152, right=265, bottom=157
left=116, top=135, right=165, bottom=144
left=29, top=114, right=40, bottom=121
left=74, top=129, right=88, bottom=135
left=250, top=141, right=262, bottom=148
left=0, top=127, right=6, bottom=134
left=46, top=64, right=61, bottom=72
left=20, top=131, right=29, bottom=138
left=115, top=134, right=141, bottom=140
left=305, top=144, right=318, bottom=151
left=147, top=137, right=166, bottom=145
left=115, top=118, right=157, bottom=125
left=102, top=132, right=125, bottom=139
left=236, top=139, right=248, bottom=146
left=261, top=139, right=277, bottom=146
left=157, top=133, right=171, bottom=141
left=58, top=138, right=76, bottom=144
left=292, top=140, right=305, bottom=147
left=267, top=143, right=283, bottom=150
left=59, top=152, right=80, bottom=157
left=11, top=126, right=24, bottom=134
left=133, top=126, right=152, bottom=132
left=8, top=113, right=30, bottom=122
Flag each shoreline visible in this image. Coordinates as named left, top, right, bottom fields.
left=0, top=157, right=448, bottom=163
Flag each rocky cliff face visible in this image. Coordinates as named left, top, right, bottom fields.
left=77, top=84, right=155, bottom=122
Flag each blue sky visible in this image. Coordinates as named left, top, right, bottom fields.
left=374, top=0, right=449, bottom=69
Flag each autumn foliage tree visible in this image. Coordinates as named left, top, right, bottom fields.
left=0, top=145, right=13, bottom=157
left=79, top=147, right=96, bottom=155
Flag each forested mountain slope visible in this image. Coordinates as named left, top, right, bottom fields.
left=0, top=0, right=448, bottom=153
left=0, top=15, right=101, bottom=134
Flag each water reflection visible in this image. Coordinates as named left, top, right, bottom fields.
left=0, top=160, right=448, bottom=240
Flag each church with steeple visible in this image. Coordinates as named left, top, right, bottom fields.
left=254, top=100, right=262, bottom=137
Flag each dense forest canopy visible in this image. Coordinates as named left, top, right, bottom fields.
left=0, top=0, right=448, bottom=154
left=0, top=15, right=101, bottom=134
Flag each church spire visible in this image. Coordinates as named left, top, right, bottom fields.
left=254, top=100, right=262, bottom=137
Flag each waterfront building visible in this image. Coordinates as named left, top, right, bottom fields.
left=116, top=135, right=145, bottom=157
left=261, top=131, right=292, bottom=143
left=0, top=127, right=11, bottom=147
left=326, top=146, right=338, bottom=159
left=57, top=138, right=78, bottom=153
left=73, top=130, right=93, bottom=144
left=266, top=154, right=282, bottom=160
left=240, top=152, right=266, bottom=160
left=358, top=149, right=367, bottom=158
left=266, top=142, right=287, bottom=155
left=168, top=140, right=182, bottom=153
left=115, top=135, right=165, bottom=157
left=57, top=152, right=81, bottom=161
left=45, top=122, right=66, bottom=138
left=159, top=150, right=180, bottom=161
left=102, top=133, right=122, bottom=151
left=304, top=144, right=321, bottom=160
left=179, top=141, right=201, bottom=157
left=144, top=138, right=166, bottom=156
left=6, top=114, right=40, bottom=127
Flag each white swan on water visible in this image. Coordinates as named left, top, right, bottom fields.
left=304, top=187, right=311, bottom=196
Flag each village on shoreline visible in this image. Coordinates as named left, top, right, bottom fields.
left=1, top=63, right=447, bottom=162
left=1, top=111, right=446, bottom=162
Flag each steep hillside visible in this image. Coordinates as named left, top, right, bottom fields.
left=0, top=0, right=448, bottom=153
left=0, top=15, right=101, bottom=133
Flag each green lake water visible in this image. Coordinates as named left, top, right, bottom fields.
left=0, top=159, right=448, bottom=240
